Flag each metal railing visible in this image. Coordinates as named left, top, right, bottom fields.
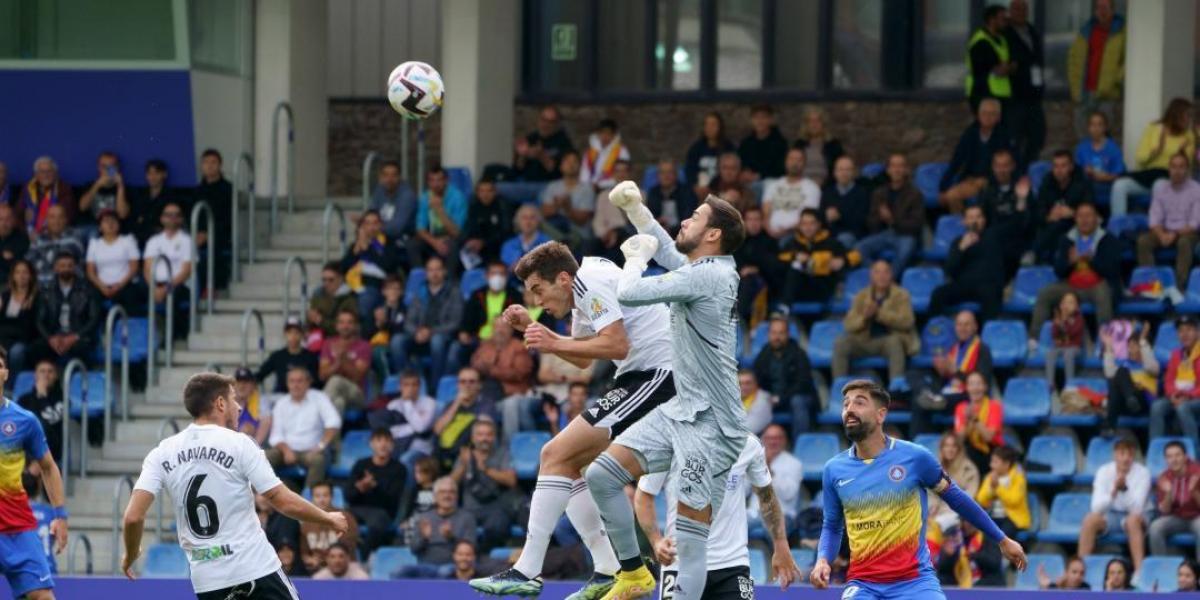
left=111, top=475, right=134, bottom=574
left=240, top=308, right=265, bottom=366
left=270, top=101, right=295, bottom=233
left=232, top=152, right=255, bottom=279
left=282, top=256, right=309, bottom=322
left=189, top=201, right=216, bottom=334
left=416, top=121, right=427, bottom=195
left=67, top=533, right=93, bottom=575
left=147, top=255, right=175, bottom=386
left=322, top=201, right=348, bottom=264
left=362, top=151, right=379, bottom=211
left=102, top=305, right=130, bottom=442
left=63, top=358, right=91, bottom=481
left=154, top=417, right=180, bottom=546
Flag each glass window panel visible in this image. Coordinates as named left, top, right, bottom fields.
left=772, top=0, right=819, bottom=89
left=0, top=0, right=175, bottom=61
left=597, top=0, right=648, bottom=90
left=1038, top=0, right=1091, bottom=90
left=832, top=0, right=883, bottom=89
left=716, top=0, right=762, bottom=90
left=655, top=0, right=701, bottom=90
left=189, top=0, right=244, bottom=74
left=529, top=0, right=590, bottom=92
left=921, top=0, right=970, bottom=88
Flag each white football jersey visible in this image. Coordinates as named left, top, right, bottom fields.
left=638, top=435, right=771, bottom=571
left=570, top=257, right=673, bottom=376
left=134, top=423, right=283, bottom=593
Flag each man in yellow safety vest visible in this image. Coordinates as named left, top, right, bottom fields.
left=966, top=5, right=1015, bottom=112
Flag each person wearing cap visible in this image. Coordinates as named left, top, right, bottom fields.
left=235, top=367, right=271, bottom=445
left=85, top=209, right=142, bottom=313
left=34, top=251, right=100, bottom=365
left=1153, top=315, right=1200, bottom=441
left=257, top=316, right=320, bottom=394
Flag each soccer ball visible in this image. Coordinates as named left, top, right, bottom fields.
left=387, top=61, right=444, bottom=120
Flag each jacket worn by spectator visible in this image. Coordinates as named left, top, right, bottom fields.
left=738, top=127, right=789, bottom=179
left=0, top=228, right=29, bottom=284
left=369, top=395, right=437, bottom=455
left=1067, top=14, right=1126, bottom=102
left=309, top=285, right=358, bottom=337
left=346, top=456, right=408, bottom=520
left=940, top=124, right=1015, bottom=191
left=370, top=184, right=418, bottom=241
left=36, top=279, right=101, bottom=349
left=976, top=465, right=1031, bottom=530
left=1035, top=169, right=1093, bottom=219
left=945, top=230, right=1004, bottom=289
left=820, top=179, right=872, bottom=240
left=646, top=183, right=698, bottom=232
left=405, top=281, right=464, bottom=338
left=409, top=508, right=477, bottom=564
left=752, top=339, right=816, bottom=401
left=340, top=236, right=402, bottom=293
left=778, top=230, right=861, bottom=302
left=866, top=183, right=925, bottom=237
left=1053, top=226, right=1122, bottom=295
left=1165, top=343, right=1200, bottom=400
left=27, top=232, right=83, bottom=287
left=460, top=289, right=520, bottom=343
left=19, top=384, right=63, bottom=463
left=844, top=286, right=919, bottom=355
left=256, top=347, right=321, bottom=394
left=461, top=196, right=510, bottom=263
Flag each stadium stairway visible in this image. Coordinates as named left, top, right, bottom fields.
left=60, top=195, right=356, bottom=575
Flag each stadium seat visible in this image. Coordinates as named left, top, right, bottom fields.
left=93, top=316, right=151, bottom=364
left=807, top=320, right=843, bottom=368
left=1003, top=266, right=1057, bottom=314
left=791, top=548, right=816, bottom=574
left=640, top=165, right=686, bottom=193
left=1023, top=322, right=1053, bottom=369
left=1002, top=377, right=1050, bottom=426
left=925, top=215, right=965, bottom=261
left=1155, top=321, right=1179, bottom=364
left=748, top=548, right=768, bottom=584
left=435, top=375, right=458, bottom=410
left=12, top=371, right=34, bottom=399
left=900, top=267, right=943, bottom=313
left=301, top=485, right=346, bottom=509
left=370, top=546, right=417, bottom=580
left=1083, top=554, right=1118, bottom=591
left=911, top=316, right=955, bottom=368
left=510, top=431, right=551, bottom=480
left=1075, top=436, right=1116, bottom=485
left=405, top=268, right=427, bottom=307
left=794, top=433, right=841, bottom=482
left=68, top=372, right=109, bottom=418
left=460, top=268, right=487, bottom=299
left=980, top=319, right=1027, bottom=368
left=489, top=547, right=518, bottom=561
left=913, top=433, right=942, bottom=455
left=1039, top=493, right=1091, bottom=543
left=495, top=181, right=547, bottom=204
left=1016, top=553, right=1063, bottom=590
left=1119, top=266, right=1175, bottom=314
left=445, top=166, right=473, bottom=199
left=1048, top=377, right=1107, bottom=427
left=914, top=162, right=948, bottom=208
left=1177, top=268, right=1200, bottom=313
left=1108, top=213, right=1149, bottom=239
left=1027, top=160, right=1051, bottom=192
left=329, top=430, right=372, bottom=479
left=382, top=375, right=401, bottom=396
left=1148, top=437, right=1197, bottom=478
left=828, top=268, right=870, bottom=313
left=1018, top=494, right=1041, bottom=543
left=1136, top=556, right=1184, bottom=592
left=1024, top=435, right=1076, bottom=486
left=747, top=320, right=801, bottom=363
left=142, top=543, right=190, bottom=578
left=820, top=376, right=865, bottom=425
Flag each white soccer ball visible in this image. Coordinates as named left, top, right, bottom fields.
left=387, top=61, right=444, bottom=120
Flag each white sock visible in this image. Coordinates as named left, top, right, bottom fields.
left=566, top=478, right=620, bottom=576
left=513, top=475, right=573, bottom=578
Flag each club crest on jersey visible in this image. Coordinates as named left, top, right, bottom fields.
left=888, top=465, right=907, bottom=482
left=590, top=297, right=608, bottom=320
left=0, top=421, right=14, bottom=436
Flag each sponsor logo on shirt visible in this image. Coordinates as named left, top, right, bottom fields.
left=192, top=544, right=235, bottom=562
left=596, top=387, right=628, bottom=411
left=590, top=298, right=608, bottom=320
left=836, top=478, right=855, bottom=487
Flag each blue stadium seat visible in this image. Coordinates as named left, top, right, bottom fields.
left=791, top=548, right=816, bottom=574
left=1107, top=213, right=1149, bottom=239
left=405, top=268, right=427, bottom=307
left=329, top=430, right=372, bottom=479
left=382, top=375, right=401, bottom=396
left=510, top=431, right=551, bottom=480
left=860, top=162, right=884, bottom=179
left=435, top=375, right=458, bottom=410
left=807, top=321, right=843, bottom=368
left=1048, top=377, right=1107, bottom=427
left=301, top=485, right=346, bottom=509
left=1018, top=494, right=1041, bottom=543
left=1023, top=322, right=1053, bottom=369
left=1119, top=266, right=1175, bottom=314
left=1155, top=321, right=1179, bottom=364
left=828, top=268, right=870, bottom=313
left=640, top=165, right=686, bottom=193
left=1002, top=377, right=1050, bottom=426
left=460, top=268, right=487, bottom=299
left=68, top=372, right=108, bottom=418
left=370, top=546, right=417, bottom=580
left=1027, top=160, right=1051, bottom=192
left=1025, top=435, right=1077, bottom=486
left=1136, top=556, right=1184, bottom=592
left=1003, top=266, right=1057, bottom=314
left=925, top=215, right=965, bottom=261
left=915, top=162, right=948, bottom=208
left=93, top=316, right=151, bottom=364
left=747, top=320, right=801, bottom=364
left=749, top=548, right=768, bottom=584
left=1075, top=436, right=1116, bottom=485
left=913, top=433, right=942, bottom=455
left=489, top=547, right=518, bottom=561
left=794, top=433, right=841, bottom=482
left=900, top=267, right=943, bottom=314
left=495, top=181, right=547, bottom=204
left=911, top=316, right=955, bottom=368
left=1149, top=437, right=1197, bottom=479
left=980, top=319, right=1028, bottom=368
left=1083, top=554, right=1118, bottom=591
left=1016, top=553, right=1063, bottom=590
left=12, top=371, right=34, bottom=399
left=142, top=543, right=189, bottom=578
left=276, top=466, right=308, bottom=481
left=445, top=166, right=473, bottom=199
left=1039, top=493, right=1091, bottom=543
left=1178, top=268, right=1200, bottom=313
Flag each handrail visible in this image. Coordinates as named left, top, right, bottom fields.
left=202, top=362, right=222, bottom=373
left=362, top=151, right=379, bottom=211
left=67, top=533, right=93, bottom=575
left=401, top=119, right=410, bottom=183
left=147, top=255, right=175, bottom=386
left=282, top=256, right=309, bottom=323
left=156, top=416, right=180, bottom=441
left=63, top=358, right=89, bottom=481
left=321, top=201, right=348, bottom=264
left=270, top=101, right=295, bottom=232
left=416, top=121, right=427, bottom=195
left=102, top=305, right=130, bottom=442
left=111, top=475, right=134, bottom=574
left=232, top=152, right=255, bottom=279
left=240, top=308, right=265, bottom=366
left=189, top=201, right=216, bottom=334
left=154, top=417, right=180, bottom=544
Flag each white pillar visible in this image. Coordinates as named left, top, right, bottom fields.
left=254, top=0, right=328, bottom=198
left=1122, top=0, right=1195, bottom=163
left=440, top=0, right=518, bottom=180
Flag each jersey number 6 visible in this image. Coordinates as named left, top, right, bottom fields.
left=185, top=474, right=221, bottom=539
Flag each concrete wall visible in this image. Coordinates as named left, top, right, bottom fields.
left=191, top=69, right=253, bottom=175
left=326, top=0, right=442, bottom=98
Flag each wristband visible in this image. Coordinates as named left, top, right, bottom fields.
left=52, top=506, right=68, bottom=520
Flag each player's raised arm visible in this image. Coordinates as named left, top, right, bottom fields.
left=616, top=235, right=707, bottom=307
left=609, top=180, right=688, bottom=271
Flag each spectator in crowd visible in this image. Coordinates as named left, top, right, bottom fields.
left=856, top=153, right=924, bottom=274
left=0, top=204, right=29, bottom=285
left=1079, top=437, right=1149, bottom=570
left=708, top=152, right=751, bottom=208
left=821, top=156, right=871, bottom=248
left=1136, top=151, right=1200, bottom=292
left=257, top=316, right=320, bottom=395
left=537, top=355, right=593, bottom=405
left=342, top=209, right=401, bottom=320
left=346, top=428, right=407, bottom=552
left=451, top=541, right=486, bottom=582
left=513, top=106, right=573, bottom=182
left=308, top=262, right=358, bottom=344
left=953, top=371, right=1004, bottom=474
left=1149, top=440, right=1200, bottom=559
left=645, top=158, right=697, bottom=234
left=127, top=159, right=177, bottom=246
left=544, top=382, right=589, bottom=436
left=935, top=520, right=1004, bottom=588
left=738, top=370, right=774, bottom=435
left=85, top=210, right=142, bottom=312
left=370, top=274, right=407, bottom=370
left=1180, top=561, right=1200, bottom=593
left=793, top=107, right=844, bottom=184
left=20, top=156, right=75, bottom=236
left=976, top=148, right=1031, bottom=279
left=369, top=369, right=436, bottom=456
left=1037, top=555, right=1089, bottom=590
left=965, top=5, right=1014, bottom=113
left=1112, top=98, right=1196, bottom=216
left=757, top=424, right=802, bottom=528
left=733, top=207, right=785, bottom=325
left=928, top=205, right=1004, bottom=321
left=412, top=165, right=467, bottom=272
left=1030, top=201, right=1120, bottom=338
left=590, top=160, right=636, bottom=259
left=0, top=260, right=39, bottom=376
left=319, top=309, right=372, bottom=414
left=1153, top=315, right=1200, bottom=441
left=751, top=316, right=816, bottom=434
left=1075, top=111, right=1125, bottom=205
left=779, top=209, right=858, bottom=308
left=1004, top=0, right=1045, bottom=165
left=399, top=255, right=463, bottom=383
left=833, top=260, right=918, bottom=384
left=470, top=318, right=533, bottom=430
left=501, top=205, right=552, bottom=269
left=685, top=112, right=735, bottom=199
left=400, top=476, right=478, bottom=578
left=192, top=149, right=233, bottom=291
left=35, top=252, right=99, bottom=365
left=461, top=179, right=509, bottom=267
left=18, top=359, right=62, bottom=463
left=257, top=494, right=300, bottom=559
left=370, top=160, right=417, bottom=242
left=234, top=367, right=270, bottom=446
left=300, top=480, right=360, bottom=573
left=738, top=104, right=788, bottom=181
left=455, top=262, right=520, bottom=372
left=1099, top=320, right=1157, bottom=436
left=580, top=118, right=630, bottom=190
left=432, top=368, right=498, bottom=469
left=78, top=151, right=129, bottom=231
left=1046, top=291, right=1085, bottom=387
left=939, top=99, right=1013, bottom=214
left=0, top=161, right=13, bottom=208
left=312, top=542, right=369, bottom=581
left=275, top=540, right=307, bottom=578
left=266, top=366, right=342, bottom=488
left=26, top=205, right=83, bottom=287
left=762, top=148, right=821, bottom=239
left=1067, top=0, right=1124, bottom=136
left=538, top=150, right=595, bottom=243
left=451, top=418, right=524, bottom=549
left=142, top=200, right=193, bottom=340
left=928, top=433, right=981, bottom=528
left=913, top=311, right=995, bottom=435
left=1103, top=557, right=1135, bottom=591
left=975, top=445, right=1029, bottom=539
left=1033, top=150, right=1093, bottom=263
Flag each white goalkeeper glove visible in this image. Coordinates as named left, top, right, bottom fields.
left=620, top=234, right=659, bottom=272
left=609, top=180, right=655, bottom=229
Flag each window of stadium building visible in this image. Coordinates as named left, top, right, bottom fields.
left=0, top=0, right=177, bottom=61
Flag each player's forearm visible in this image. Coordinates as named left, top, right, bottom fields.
left=756, top=485, right=789, bottom=545
left=39, top=455, right=66, bottom=509
left=632, top=492, right=662, bottom=546
left=267, top=486, right=335, bottom=526
left=940, top=482, right=1006, bottom=542
left=552, top=334, right=629, bottom=362
left=123, top=517, right=144, bottom=564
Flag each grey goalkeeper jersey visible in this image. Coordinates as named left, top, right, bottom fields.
left=616, top=220, right=746, bottom=439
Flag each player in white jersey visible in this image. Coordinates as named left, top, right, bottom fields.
left=634, top=436, right=800, bottom=600
left=121, top=373, right=348, bottom=599
left=469, top=242, right=675, bottom=600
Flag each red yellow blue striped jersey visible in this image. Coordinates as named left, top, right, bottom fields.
left=0, top=399, right=50, bottom=533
